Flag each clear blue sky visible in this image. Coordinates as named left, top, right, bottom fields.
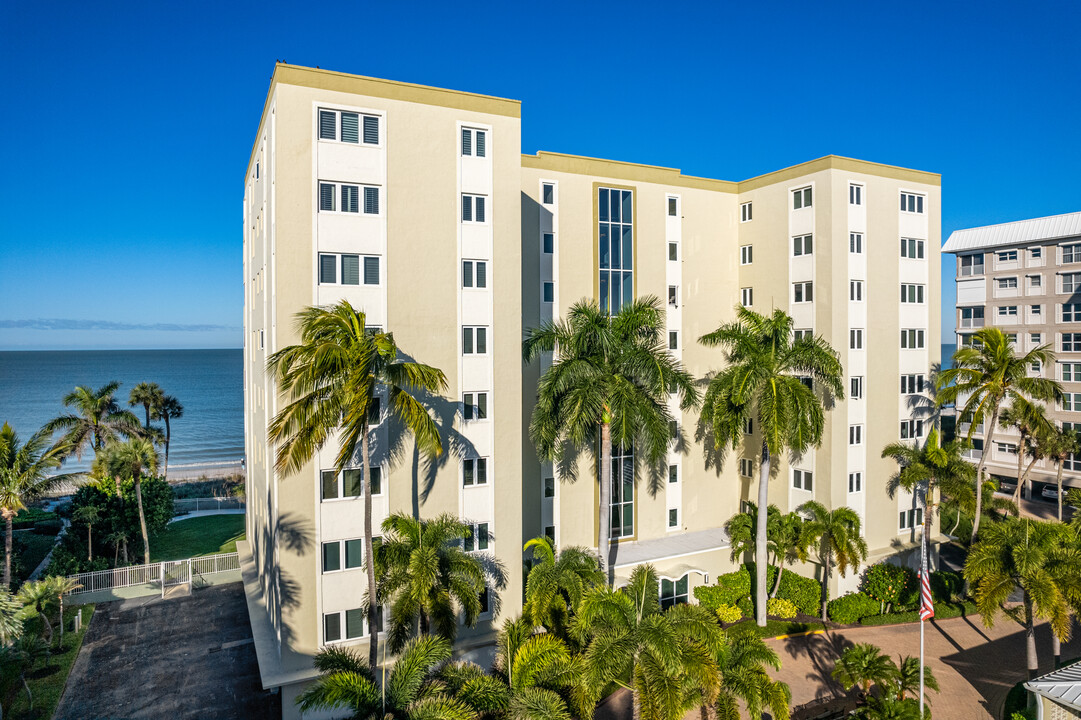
left=1, top=0, right=1078, bottom=350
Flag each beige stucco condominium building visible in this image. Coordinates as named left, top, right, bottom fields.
left=241, top=63, right=942, bottom=717
left=943, top=211, right=1081, bottom=500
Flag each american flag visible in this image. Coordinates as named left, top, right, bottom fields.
left=918, top=529, right=934, bottom=621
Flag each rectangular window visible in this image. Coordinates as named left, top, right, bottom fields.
left=998, top=250, right=1018, bottom=262
left=318, top=109, right=379, bottom=145
left=341, top=184, right=359, bottom=213
left=462, top=194, right=487, bottom=223
left=668, top=242, right=678, bottom=261
left=998, top=305, right=1018, bottom=318
left=998, top=277, right=1019, bottom=290
left=739, top=458, right=753, bottom=478
left=322, top=539, right=364, bottom=573
left=461, top=127, right=487, bottom=157
left=543, top=233, right=554, bottom=254
left=741, top=202, right=752, bottom=222
left=1031, top=332, right=1043, bottom=345
left=850, top=232, right=863, bottom=254
left=850, top=328, right=864, bottom=349
left=901, top=419, right=924, bottom=440
left=900, top=374, right=924, bottom=394
left=1065, top=244, right=1081, bottom=264
left=850, top=280, right=864, bottom=302
left=899, top=508, right=925, bottom=531
left=901, top=237, right=926, bottom=259
left=1028, top=274, right=1042, bottom=288
left=542, top=183, right=555, bottom=205
left=363, top=256, right=379, bottom=285
left=792, top=186, right=812, bottom=210
left=599, top=188, right=633, bottom=316
left=741, top=287, right=753, bottom=307
left=792, top=468, right=813, bottom=491
left=668, top=197, right=678, bottom=216
left=363, top=116, right=379, bottom=145
left=319, top=254, right=337, bottom=284
left=659, top=575, right=689, bottom=609
left=996, top=442, right=1018, bottom=455
left=744, top=418, right=754, bottom=435
left=668, top=508, right=679, bottom=528
left=900, top=192, right=925, bottom=213
left=319, top=182, right=336, bottom=212
left=544, top=526, right=556, bottom=542
left=1062, top=304, right=1081, bottom=323
left=322, top=541, right=341, bottom=573
left=959, top=307, right=985, bottom=329
left=793, top=282, right=813, bottom=303
left=668, top=331, right=679, bottom=350
left=324, top=613, right=342, bottom=643
left=319, top=110, right=337, bottom=140
left=669, top=420, right=679, bottom=441
left=463, top=458, right=489, bottom=486
left=320, top=468, right=369, bottom=501
left=848, top=472, right=863, bottom=493
left=900, top=284, right=925, bottom=304
left=462, top=260, right=488, bottom=289
left=462, top=327, right=488, bottom=355
left=542, top=282, right=554, bottom=303
left=668, top=465, right=678, bottom=484
left=1031, top=305, right=1043, bottom=320
left=1062, top=392, right=1081, bottom=411
left=464, top=523, right=489, bottom=552
left=1062, top=363, right=1081, bottom=381
left=364, top=187, right=379, bottom=215
left=319, top=254, right=378, bottom=286
left=793, top=329, right=812, bottom=341
left=849, top=425, right=863, bottom=446
left=1063, top=273, right=1081, bottom=292
left=610, top=443, right=635, bottom=539
left=740, top=245, right=753, bottom=265
left=462, top=392, right=488, bottom=421
left=792, top=234, right=813, bottom=257
left=850, top=376, right=864, bottom=399
left=849, top=184, right=863, bottom=205
left=544, top=476, right=555, bottom=498
left=1063, top=334, right=1081, bottom=352
left=1031, top=247, right=1043, bottom=259
left=961, top=254, right=985, bottom=276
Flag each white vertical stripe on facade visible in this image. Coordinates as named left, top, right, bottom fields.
left=846, top=181, right=868, bottom=535
left=788, top=182, right=816, bottom=511
left=665, top=193, right=683, bottom=532
left=539, top=180, right=558, bottom=544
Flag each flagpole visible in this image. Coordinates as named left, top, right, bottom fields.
left=920, top=611, right=925, bottom=719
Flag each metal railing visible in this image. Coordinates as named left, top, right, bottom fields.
left=65, top=551, right=240, bottom=596
left=173, top=497, right=246, bottom=515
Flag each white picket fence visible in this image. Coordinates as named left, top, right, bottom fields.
left=65, top=551, right=240, bottom=596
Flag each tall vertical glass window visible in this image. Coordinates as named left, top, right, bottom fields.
left=610, top=442, right=634, bottom=538
left=599, top=188, right=633, bottom=316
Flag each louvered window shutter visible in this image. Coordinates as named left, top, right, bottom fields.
left=462, top=195, right=472, bottom=222
left=363, top=116, right=379, bottom=144
left=477, top=462, right=487, bottom=485
left=364, top=187, right=379, bottom=215
left=319, top=254, right=337, bottom=284
left=476, top=327, right=487, bottom=354
left=342, top=185, right=359, bottom=213
left=340, top=113, right=359, bottom=143
left=476, top=261, right=486, bottom=288
left=364, top=257, right=379, bottom=285
left=461, top=128, right=472, bottom=156
left=463, top=327, right=474, bottom=354
left=462, top=261, right=473, bottom=287
left=477, top=393, right=487, bottom=419
left=319, top=111, right=336, bottom=140
left=475, top=196, right=485, bottom=223
left=320, top=183, right=335, bottom=212
left=341, top=255, right=360, bottom=285
left=476, top=131, right=486, bottom=157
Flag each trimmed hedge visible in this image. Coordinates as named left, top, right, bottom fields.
left=930, top=570, right=965, bottom=602
left=769, top=566, right=821, bottom=616
left=827, top=591, right=880, bottom=624
left=12, top=508, right=57, bottom=531
left=715, top=603, right=743, bottom=624
left=33, top=519, right=64, bottom=535
left=693, top=563, right=822, bottom=617
left=860, top=600, right=977, bottom=626
left=767, top=598, right=798, bottom=619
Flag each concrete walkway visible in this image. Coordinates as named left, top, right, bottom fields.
left=769, top=614, right=1081, bottom=719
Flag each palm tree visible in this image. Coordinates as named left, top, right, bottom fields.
left=0, top=423, right=73, bottom=588
left=297, top=634, right=477, bottom=720
left=723, top=503, right=809, bottom=600
left=492, top=616, right=589, bottom=720
left=723, top=502, right=778, bottom=566
left=998, top=396, right=1055, bottom=505
left=523, top=297, right=698, bottom=580
left=522, top=536, right=603, bottom=641
left=771, top=511, right=812, bottom=599
left=378, top=512, right=493, bottom=653
left=44, top=381, right=143, bottom=458
left=937, top=328, right=1062, bottom=542
left=1044, top=425, right=1080, bottom=522
left=857, top=696, right=923, bottom=720
left=574, top=565, right=721, bottom=720
left=964, top=517, right=1079, bottom=679
left=129, top=382, right=164, bottom=429
left=0, top=587, right=23, bottom=645
left=151, top=394, right=184, bottom=471
left=699, top=307, right=844, bottom=626
left=892, top=655, right=939, bottom=702
left=882, top=427, right=975, bottom=544
left=48, top=576, right=81, bottom=645
left=95, top=438, right=159, bottom=563
left=831, top=643, right=897, bottom=697
left=72, top=504, right=102, bottom=562
left=709, top=632, right=791, bottom=720
left=268, top=301, right=447, bottom=668
left=16, top=579, right=59, bottom=645
left=799, top=501, right=868, bottom=621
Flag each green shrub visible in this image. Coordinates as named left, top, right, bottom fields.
left=860, top=562, right=917, bottom=613
left=33, top=519, right=64, bottom=535
left=694, top=567, right=750, bottom=610
left=715, top=603, right=743, bottom=624
left=11, top=508, right=57, bottom=530
left=736, top=595, right=754, bottom=617
left=860, top=600, right=977, bottom=626
left=828, top=592, right=880, bottom=624
left=930, top=570, right=965, bottom=602
left=694, top=564, right=821, bottom=619
left=767, top=598, right=798, bottom=619
left=771, top=567, right=822, bottom=615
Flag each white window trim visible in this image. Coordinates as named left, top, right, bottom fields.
left=316, top=105, right=385, bottom=148
left=321, top=537, right=366, bottom=574
left=318, top=181, right=382, bottom=216
left=461, top=194, right=489, bottom=224
left=899, top=190, right=926, bottom=215
left=740, top=201, right=753, bottom=223
left=321, top=465, right=385, bottom=503
left=462, top=457, right=490, bottom=487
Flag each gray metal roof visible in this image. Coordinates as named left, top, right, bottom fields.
left=611, top=527, right=729, bottom=569
left=942, top=211, right=1081, bottom=254
left=1025, top=662, right=1081, bottom=711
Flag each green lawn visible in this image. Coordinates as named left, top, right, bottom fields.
left=149, top=515, right=245, bottom=562
left=13, top=530, right=58, bottom=588
left=6, top=604, right=96, bottom=720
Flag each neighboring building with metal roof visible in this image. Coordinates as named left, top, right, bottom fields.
left=1025, top=661, right=1081, bottom=718
left=943, top=211, right=1081, bottom=503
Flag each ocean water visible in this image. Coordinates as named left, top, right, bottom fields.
left=0, top=349, right=243, bottom=472
left=941, top=343, right=957, bottom=369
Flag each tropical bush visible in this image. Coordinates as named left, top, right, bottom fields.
left=767, top=598, right=798, bottom=619
left=769, top=565, right=821, bottom=615
left=828, top=592, right=880, bottom=624
left=715, top=603, right=743, bottom=624
left=860, top=562, right=917, bottom=614
left=693, top=563, right=822, bottom=617
left=11, top=508, right=57, bottom=531
left=860, top=600, right=977, bottom=626
left=930, top=569, right=965, bottom=602
left=32, top=519, right=64, bottom=535
left=694, top=568, right=751, bottom=609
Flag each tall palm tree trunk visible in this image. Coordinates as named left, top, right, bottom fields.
left=1023, top=594, right=1037, bottom=680
left=133, top=476, right=150, bottom=563
left=3, top=514, right=12, bottom=588
left=87, top=523, right=93, bottom=562
left=164, top=416, right=172, bottom=472
left=1014, top=454, right=1038, bottom=509
left=820, top=546, right=831, bottom=622
left=361, top=423, right=380, bottom=669
left=755, top=441, right=770, bottom=626
left=1053, top=631, right=1061, bottom=669
left=112, top=475, right=128, bottom=563
left=1056, top=460, right=1065, bottom=522
left=599, top=421, right=613, bottom=584
left=1012, top=435, right=1027, bottom=507
left=770, top=559, right=784, bottom=598
left=971, top=407, right=1001, bottom=543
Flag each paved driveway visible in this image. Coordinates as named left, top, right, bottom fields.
left=770, top=614, right=1081, bottom=719
left=56, top=582, right=280, bottom=720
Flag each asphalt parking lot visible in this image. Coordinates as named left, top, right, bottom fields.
left=55, top=582, right=280, bottom=720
